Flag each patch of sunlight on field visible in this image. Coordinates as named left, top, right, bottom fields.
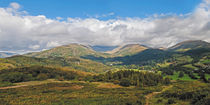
left=167, top=72, right=194, bottom=81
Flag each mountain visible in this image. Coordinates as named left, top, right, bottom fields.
left=91, top=45, right=118, bottom=52
left=25, top=44, right=107, bottom=58
left=106, top=44, right=148, bottom=56
left=168, top=40, right=210, bottom=52
left=111, top=49, right=174, bottom=65
left=0, top=52, right=17, bottom=58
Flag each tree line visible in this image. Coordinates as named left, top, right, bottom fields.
left=90, top=70, right=170, bottom=87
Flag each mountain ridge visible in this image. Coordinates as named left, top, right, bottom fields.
left=25, top=43, right=108, bottom=58
left=106, top=44, right=148, bottom=56
left=168, top=40, right=210, bottom=52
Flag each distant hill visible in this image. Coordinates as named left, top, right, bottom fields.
left=0, top=55, right=111, bottom=73
left=168, top=40, right=210, bottom=52
left=0, top=52, right=17, bottom=58
left=106, top=44, right=148, bottom=56
left=25, top=44, right=108, bottom=58
left=91, top=45, right=118, bottom=52
left=23, top=40, right=210, bottom=67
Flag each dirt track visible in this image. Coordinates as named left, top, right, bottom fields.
left=0, top=85, right=28, bottom=89
left=145, top=85, right=173, bottom=105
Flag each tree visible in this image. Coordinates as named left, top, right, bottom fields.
left=178, top=71, right=184, bottom=78
left=163, top=77, right=171, bottom=85
left=167, top=99, right=176, bottom=104
left=0, top=72, right=33, bottom=83
left=119, top=78, right=131, bottom=87
left=200, top=73, right=208, bottom=83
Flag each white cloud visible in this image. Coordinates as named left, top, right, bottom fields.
left=0, top=1, right=210, bottom=53
left=47, top=41, right=61, bottom=48
left=86, top=12, right=115, bottom=19
left=29, top=45, right=40, bottom=50
left=10, top=2, right=20, bottom=10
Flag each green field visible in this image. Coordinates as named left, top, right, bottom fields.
left=183, top=64, right=198, bottom=70
left=166, top=72, right=195, bottom=81
left=206, top=74, right=210, bottom=79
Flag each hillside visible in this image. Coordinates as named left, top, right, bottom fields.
left=0, top=41, right=210, bottom=105
left=168, top=40, right=210, bottom=52
left=115, top=49, right=174, bottom=65
left=25, top=44, right=107, bottom=58
left=0, top=55, right=111, bottom=73
left=106, top=44, right=148, bottom=57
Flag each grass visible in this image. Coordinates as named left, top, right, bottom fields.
left=176, top=48, right=191, bottom=52
left=200, top=59, right=210, bottom=64
left=157, top=62, right=171, bottom=68
left=166, top=72, right=194, bottom=81
left=1, top=79, right=209, bottom=105
left=0, top=80, right=164, bottom=105
left=193, top=73, right=200, bottom=79
left=0, top=81, right=14, bottom=87
left=183, top=64, right=198, bottom=70
left=205, top=74, right=210, bottom=79
left=149, top=81, right=210, bottom=105
left=14, top=79, right=74, bottom=86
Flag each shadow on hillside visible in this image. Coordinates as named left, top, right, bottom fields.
left=81, top=49, right=175, bottom=65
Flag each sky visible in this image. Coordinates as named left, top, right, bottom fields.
left=0, top=0, right=202, bottom=19
left=0, top=0, right=210, bottom=53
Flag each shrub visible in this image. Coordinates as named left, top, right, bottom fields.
left=167, top=99, right=176, bottom=104
left=37, top=73, right=49, bottom=80
left=0, top=72, right=33, bottom=83
left=178, top=71, right=184, bottom=78
left=156, top=99, right=162, bottom=103
left=163, top=77, right=171, bottom=85
left=113, top=80, right=120, bottom=84
left=56, top=76, right=65, bottom=81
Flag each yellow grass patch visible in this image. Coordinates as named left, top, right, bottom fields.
left=93, top=82, right=123, bottom=88
left=50, top=85, right=84, bottom=90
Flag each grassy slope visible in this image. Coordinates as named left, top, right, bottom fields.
left=150, top=81, right=210, bottom=105
left=25, top=44, right=108, bottom=58
left=166, top=72, right=194, bottom=81
left=168, top=40, right=210, bottom=52
left=106, top=44, right=147, bottom=57
left=0, top=80, right=164, bottom=105
left=0, top=56, right=111, bottom=73
left=1, top=80, right=209, bottom=105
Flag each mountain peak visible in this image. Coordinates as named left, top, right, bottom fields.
left=25, top=43, right=103, bottom=58
left=60, top=43, right=92, bottom=50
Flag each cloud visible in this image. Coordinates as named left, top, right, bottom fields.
left=29, top=45, right=40, bottom=50
left=0, top=1, right=210, bottom=53
left=86, top=12, right=115, bottom=19
left=9, top=2, right=21, bottom=10
left=47, top=41, right=61, bottom=48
